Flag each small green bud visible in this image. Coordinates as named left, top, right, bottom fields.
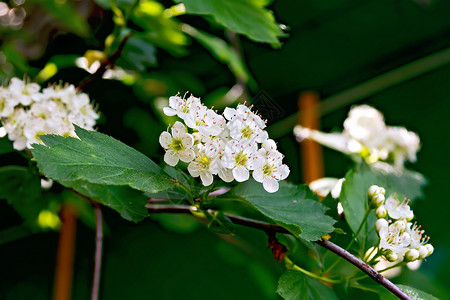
left=406, top=210, right=414, bottom=222
left=375, top=218, right=388, bottom=232
left=385, top=250, right=398, bottom=262
left=405, top=249, right=419, bottom=262
left=418, top=246, right=428, bottom=259
left=371, top=193, right=385, bottom=207
left=375, top=206, right=387, bottom=218
left=425, top=244, right=434, bottom=257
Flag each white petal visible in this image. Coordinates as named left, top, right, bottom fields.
left=159, top=131, right=172, bottom=149
left=163, top=107, right=177, bottom=116
left=164, top=150, right=179, bottom=166
left=247, top=155, right=264, bottom=170
left=200, top=172, right=213, bottom=186
left=277, top=164, right=290, bottom=180
left=187, top=162, right=200, bottom=177
left=232, top=166, right=249, bottom=182
left=223, top=107, right=236, bottom=120
left=221, top=154, right=235, bottom=169
left=263, top=178, right=279, bottom=193
left=218, top=168, right=234, bottom=183
left=179, top=149, right=195, bottom=163
left=181, top=133, right=194, bottom=148
left=252, top=168, right=264, bottom=183
left=171, top=121, right=187, bottom=138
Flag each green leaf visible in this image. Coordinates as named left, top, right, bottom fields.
left=230, top=179, right=336, bottom=241
left=61, top=181, right=149, bottom=222
left=277, top=271, right=338, bottom=300
left=372, top=167, right=426, bottom=200
left=29, top=0, right=90, bottom=36
left=175, top=0, right=286, bottom=44
left=377, top=284, right=439, bottom=300
left=31, top=126, right=175, bottom=194
left=183, top=26, right=253, bottom=83
left=0, top=166, right=43, bottom=227
left=0, top=137, right=13, bottom=155
left=340, top=164, right=378, bottom=248
left=117, top=35, right=158, bottom=71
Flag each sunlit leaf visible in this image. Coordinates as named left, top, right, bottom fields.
left=230, top=179, right=336, bottom=241
left=175, top=0, right=286, bottom=44
left=31, top=126, right=175, bottom=194
left=377, top=284, right=438, bottom=300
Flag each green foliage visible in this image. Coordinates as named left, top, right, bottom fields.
left=0, top=166, right=43, bottom=227
left=277, top=270, right=338, bottom=300
left=184, top=26, right=253, bottom=84
left=29, top=0, right=90, bottom=36
left=230, top=179, right=336, bottom=241
left=377, top=284, right=439, bottom=300
left=340, top=164, right=378, bottom=250
left=0, top=137, right=13, bottom=155
left=31, top=125, right=175, bottom=195
left=61, top=181, right=149, bottom=222
left=118, top=34, right=158, bottom=71
left=175, top=0, right=286, bottom=44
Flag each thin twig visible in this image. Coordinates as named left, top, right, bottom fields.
left=77, top=33, right=132, bottom=91
left=146, top=204, right=412, bottom=300
left=91, top=203, right=103, bottom=300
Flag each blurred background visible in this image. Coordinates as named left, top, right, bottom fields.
left=1, top=0, right=450, bottom=299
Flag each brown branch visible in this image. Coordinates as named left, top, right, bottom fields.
left=146, top=204, right=412, bottom=300
left=77, top=34, right=132, bottom=91
left=91, top=203, right=103, bottom=300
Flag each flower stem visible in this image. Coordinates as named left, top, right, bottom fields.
left=284, top=257, right=341, bottom=284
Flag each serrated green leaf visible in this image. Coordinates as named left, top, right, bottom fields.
left=372, top=166, right=426, bottom=200
left=61, top=180, right=148, bottom=222
left=230, top=179, right=336, bottom=241
left=31, top=126, right=175, bottom=194
left=277, top=271, right=338, bottom=300
left=377, top=284, right=439, bottom=300
left=340, top=164, right=378, bottom=249
left=175, top=0, right=286, bottom=44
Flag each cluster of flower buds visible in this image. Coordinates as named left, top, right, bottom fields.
left=159, top=93, right=290, bottom=193
left=294, top=105, right=420, bottom=169
left=369, top=185, right=433, bottom=263
left=0, top=78, right=99, bottom=150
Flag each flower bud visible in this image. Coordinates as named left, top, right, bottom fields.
left=368, top=185, right=380, bottom=198
left=378, top=187, right=386, bottom=195
left=406, top=210, right=414, bottom=222
left=425, top=244, right=434, bottom=257
left=418, top=246, right=428, bottom=259
left=385, top=250, right=398, bottom=262
left=405, top=249, right=419, bottom=262
left=375, top=218, right=388, bottom=232
left=375, top=206, right=387, bottom=219
left=371, top=193, right=385, bottom=207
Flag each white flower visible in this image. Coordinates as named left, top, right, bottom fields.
left=163, top=94, right=202, bottom=120
left=385, top=195, right=413, bottom=220
left=0, top=87, right=18, bottom=117
left=187, top=141, right=221, bottom=186
left=379, top=222, right=411, bottom=253
left=159, top=121, right=195, bottom=166
left=221, top=140, right=263, bottom=182
left=343, top=105, right=386, bottom=147
left=8, top=78, right=41, bottom=106
left=406, top=222, right=429, bottom=249
left=226, top=105, right=268, bottom=143
left=184, top=104, right=225, bottom=137
left=252, top=150, right=290, bottom=193
left=385, top=126, right=420, bottom=167
left=375, top=218, right=388, bottom=232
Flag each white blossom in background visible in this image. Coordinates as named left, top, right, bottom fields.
left=0, top=78, right=99, bottom=151
left=161, top=94, right=290, bottom=192
left=293, top=104, right=421, bottom=169
left=368, top=185, right=433, bottom=265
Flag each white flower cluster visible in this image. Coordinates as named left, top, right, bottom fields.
left=159, top=93, right=290, bottom=193
left=0, top=78, right=99, bottom=150
left=369, top=185, right=433, bottom=263
left=294, top=105, right=420, bottom=169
